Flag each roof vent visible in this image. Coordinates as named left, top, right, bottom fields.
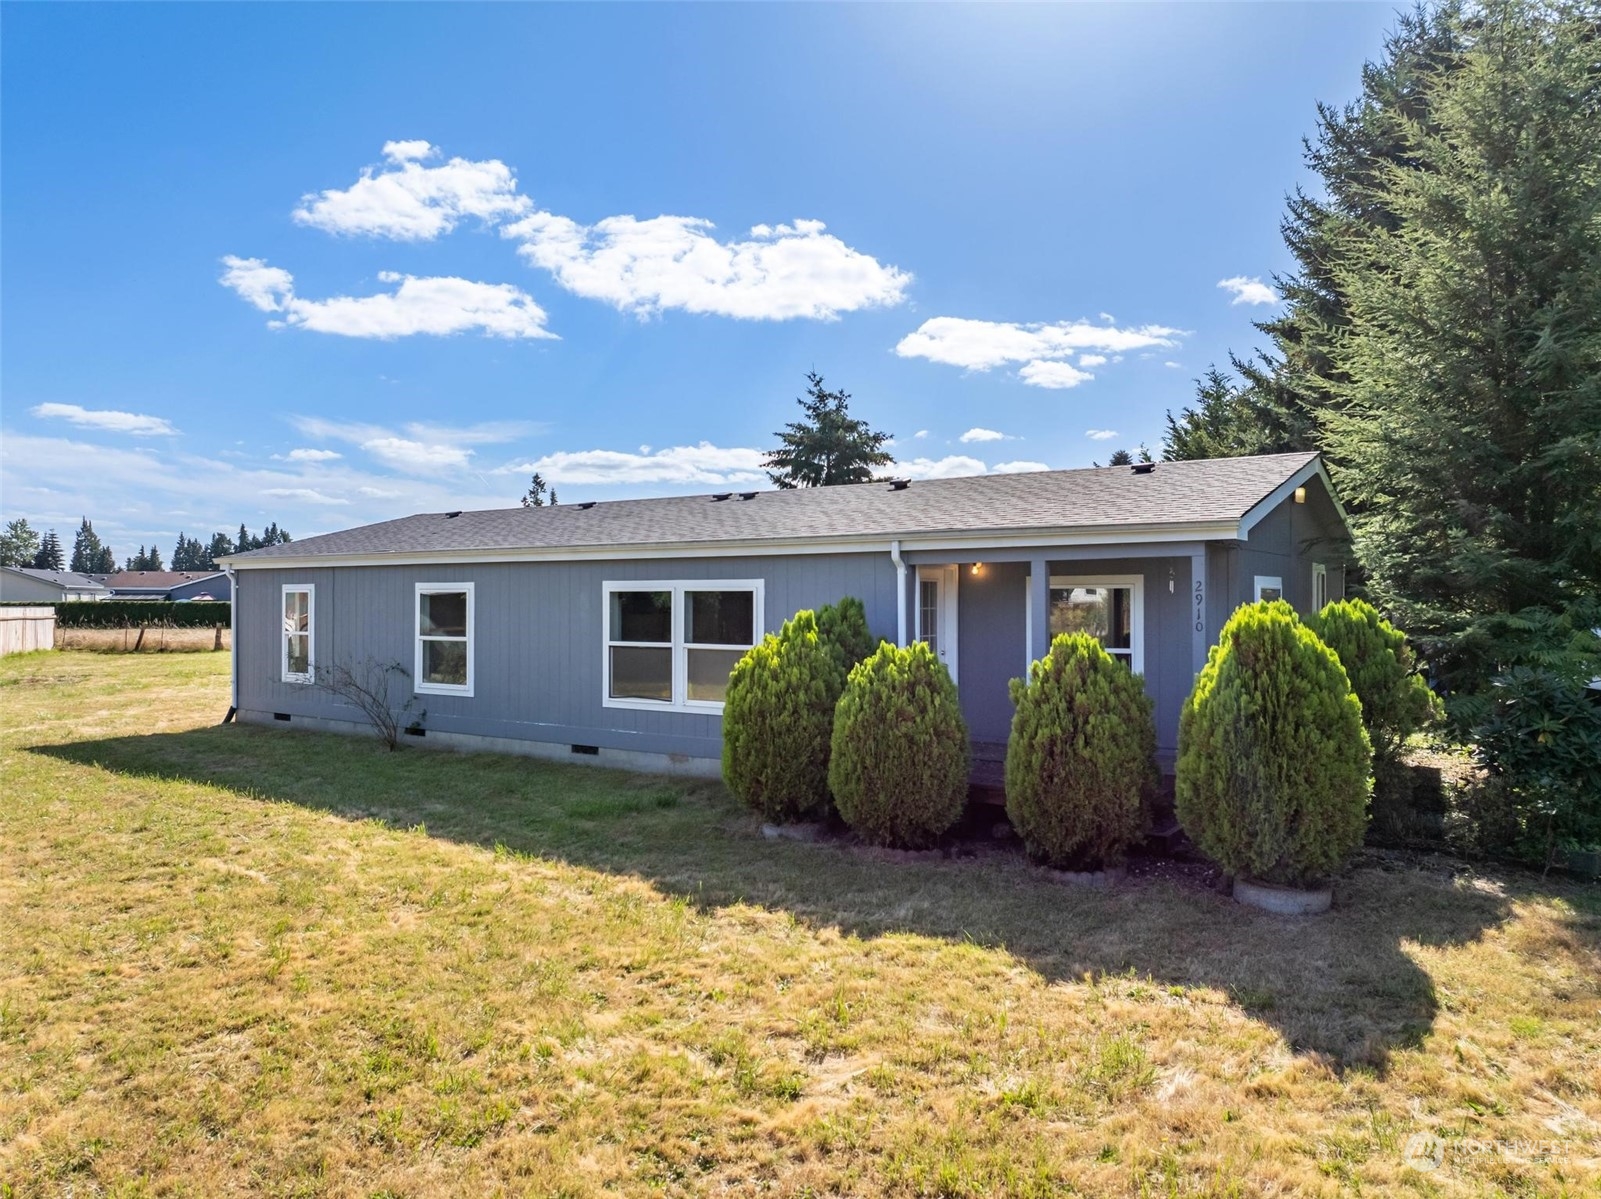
left=888, top=479, right=911, bottom=491
left=738, top=491, right=757, bottom=501
left=711, top=492, right=732, bottom=502
left=1130, top=462, right=1156, bottom=475
left=444, top=510, right=463, bottom=518
left=578, top=501, right=597, bottom=510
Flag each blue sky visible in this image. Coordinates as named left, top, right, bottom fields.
left=2, top=3, right=1399, bottom=558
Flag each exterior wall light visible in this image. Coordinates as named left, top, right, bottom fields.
left=1293, top=486, right=1307, bottom=504
left=971, top=562, right=984, bottom=576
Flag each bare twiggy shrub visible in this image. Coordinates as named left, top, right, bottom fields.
left=315, top=659, right=424, bottom=750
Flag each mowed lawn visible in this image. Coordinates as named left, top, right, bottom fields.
left=1, top=654, right=1597, bottom=1198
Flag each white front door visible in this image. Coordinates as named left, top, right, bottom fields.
left=915, top=564, right=960, bottom=682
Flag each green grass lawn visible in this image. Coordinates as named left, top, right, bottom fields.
left=2, top=652, right=1597, bottom=1197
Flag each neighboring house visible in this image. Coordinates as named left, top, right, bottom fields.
left=96, top=571, right=232, bottom=602
left=222, top=451, right=1351, bottom=778
left=0, top=566, right=111, bottom=603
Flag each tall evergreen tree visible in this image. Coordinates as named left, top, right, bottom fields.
left=205, top=532, right=233, bottom=568
left=236, top=523, right=256, bottom=553
left=1319, top=0, right=1601, bottom=675
left=764, top=372, right=894, bottom=488
left=0, top=517, right=41, bottom=567
left=521, top=472, right=558, bottom=507
left=32, top=529, right=65, bottom=572
left=69, top=518, right=107, bottom=574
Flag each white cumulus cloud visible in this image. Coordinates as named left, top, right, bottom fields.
left=898, top=455, right=986, bottom=480
left=507, top=442, right=768, bottom=486
left=993, top=460, right=1050, bottom=474
left=958, top=427, right=1008, bottom=443
left=220, top=256, right=556, bottom=340
left=31, top=402, right=177, bottom=436
left=293, top=141, right=533, bottom=240
left=280, top=448, right=342, bottom=463
left=289, top=416, right=534, bottom=476
left=1217, top=276, right=1279, bottom=306
left=504, top=213, right=910, bottom=320
left=895, top=315, right=1182, bottom=389
left=1085, top=429, right=1119, bottom=440
left=1018, top=361, right=1095, bottom=389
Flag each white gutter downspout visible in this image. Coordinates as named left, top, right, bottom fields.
left=223, top=564, right=238, bottom=721
left=890, top=540, right=907, bottom=647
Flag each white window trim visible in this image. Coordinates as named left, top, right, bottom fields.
left=1026, top=573, right=1145, bottom=676
left=1312, top=562, right=1328, bottom=611
left=1255, top=575, right=1284, bottom=603
left=415, top=581, right=475, bottom=697
left=281, top=584, right=314, bottom=685
left=601, top=579, right=765, bottom=713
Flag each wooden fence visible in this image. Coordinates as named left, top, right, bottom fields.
left=0, top=606, right=56, bottom=656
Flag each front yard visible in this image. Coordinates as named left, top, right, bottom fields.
left=1, top=652, right=1596, bottom=1197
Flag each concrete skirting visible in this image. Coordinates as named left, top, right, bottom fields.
left=1233, top=877, right=1333, bottom=915
left=235, top=708, right=724, bottom=780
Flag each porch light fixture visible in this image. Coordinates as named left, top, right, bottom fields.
left=971, top=562, right=984, bottom=577
left=1294, top=486, right=1307, bottom=504
left=1168, top=565, right=1175, bottom=594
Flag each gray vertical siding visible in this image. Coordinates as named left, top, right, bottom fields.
left=237, top=552, right=898, bottom=759
left=235, top=479, right=1349, bottom=773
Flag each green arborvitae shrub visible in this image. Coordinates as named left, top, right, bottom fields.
left=1176, top=600, right=1371, bottom=887
left=815, top=596, right=879, bottom=675
left=828, top=642, right=970, bottom=848
left=1004, top=633, right=1156, bottom=869
left=722, top=610, right=844, bottom=823
left=1307, top=598, right=1442, bottom=765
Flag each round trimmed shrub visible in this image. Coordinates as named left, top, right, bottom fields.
left=1306, top=598, right=1442, bottom=764
left=828, top=642, right=970, bottom=848
left=722, top=610, right=844, bottom=823
left=816, top=596, right=879, bottom=674
left=1004, top=633, right=1156, bottom=869
left=1176, top=600, right=1371, bottom=887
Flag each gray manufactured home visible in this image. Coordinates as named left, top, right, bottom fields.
left=223, top=451, right=1350, bottom=778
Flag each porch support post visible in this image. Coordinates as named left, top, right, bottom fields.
left=1028, top=556, right=1050, bottom=666
left=1189, top=546, right=1209, bottom=677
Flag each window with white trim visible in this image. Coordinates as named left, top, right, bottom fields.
left=282, top=585, right=313, bottom=683
left=1312, top=562, right=1329, bottom=611
left=1254, top=575, right=1284, bottom=603
left=415, top=583, right=474, bottom=696
left=603, top=580, right=763, bottom=711
left=1046, top=574, right=1144, bottom=673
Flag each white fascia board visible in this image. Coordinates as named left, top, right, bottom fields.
left=222, top=520, right=1242, bottom=571
left=1236, top=457, right=1350, bottom=541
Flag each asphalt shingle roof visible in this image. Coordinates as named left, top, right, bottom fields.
left=3, top=567, right=109, bottom=591
left=230, top=452, right=1322, bottom=562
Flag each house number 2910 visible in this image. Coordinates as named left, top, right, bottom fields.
left=1193, top=580, right=1205, bottom=633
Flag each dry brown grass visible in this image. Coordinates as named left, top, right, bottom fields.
left=1, top=652, right=1597, bottom=1197
left=52, top=626, right=229, bottom=653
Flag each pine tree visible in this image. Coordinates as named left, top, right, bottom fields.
left=764, top=372, right=894, bottom=488
left=1, top=517, right=41, bottom=567
left=171, top=533, right=191, bottom=571
left=1319, top=0, right=1601, bottom=679
left=91, top=544, right=117, bottom=574
left=521, top=472, right=558, bottom=507
left=70, top=519, right=99, bottom=574
left=32, top=530, right=65, bottom=572
left=205, top=532, right=233, bottom=568
left=237, top=523, right=256, bottom=553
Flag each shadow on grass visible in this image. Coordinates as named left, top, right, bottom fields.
left=34, top=723, right=1595, bottom=1074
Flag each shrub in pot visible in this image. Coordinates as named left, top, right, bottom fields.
left=816, top=596, right=880, bottom=674
left=1176, top=600, right=1371, bottom=891
left=722, top=610, right=844, bottom=824
left=1004, top=632, right=1156, bottom=870
left=828, top=641, right=969, bottom=848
